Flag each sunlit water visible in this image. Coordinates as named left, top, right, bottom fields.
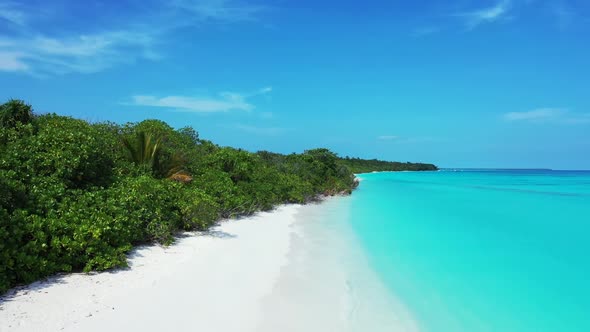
left=350, top=170, right=590, bottom=332
left=258, top=198, right=419, bottom=332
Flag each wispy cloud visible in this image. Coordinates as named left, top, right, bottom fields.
left=564, top=114, right=590, bottom=124
left=378, top=135, right=438, bottom=144
left=233, top=124, right=287, bottom=136
left=0, top=0, right=266, bottom=75
left=128, top=85, right=271, bottom=113
left=411, top=26, right=441, bottom=37
left=130, top=92, right=254, bottom=113
left=0, top=51, right=28, bottom=71
left=377, top=135, right=439, bottom=145
left=551, top=2, right=575, bottom=29
left=172, top=0, right=266, bottom=22
left=445, top=0, right=577, bottom=32
left=0, top=31, right=158, bottom=75
left=377, top=135, right=399, bottom=140
left=504, top=108, right=590, bottom=124
left=0, top=1, right=26, bottom=26
left=0, top=2, right=158, bottom=75
left=504, top=108, right=566, bottom=121
left=456, top=0, right=512, bottom=29
left=259, top=111, right=273, bottom=119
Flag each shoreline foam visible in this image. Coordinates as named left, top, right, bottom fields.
left=257, top=197, right=419, bottom=332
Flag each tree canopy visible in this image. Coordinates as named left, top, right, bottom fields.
left=0, top=99, right=437, bottom=293
left=339, top=156, right=437, bottom=173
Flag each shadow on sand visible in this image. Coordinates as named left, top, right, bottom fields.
left=0, top=227, right=238, bottom=305
left=0, top=274, right=68, bottom=308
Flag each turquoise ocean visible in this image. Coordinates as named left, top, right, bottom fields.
left=349, top=170, right=590, bottom=332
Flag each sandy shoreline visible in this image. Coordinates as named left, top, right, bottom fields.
left=257, top=197, right=419, bottom=332
left=1, top=200, right=418, bottom=332
left=0, top=205, right=301, bottom=332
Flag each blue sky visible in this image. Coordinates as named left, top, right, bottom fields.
left=1, top=0, right=589, bottom=169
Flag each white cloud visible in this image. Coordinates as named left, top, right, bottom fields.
left=0, top=0, right=265, bottom=75
left=552, top=2, right=575, bottom=29
left=457, top=0, right=512, bottom=29
left=259, top=86, right=272, bottom=94
left=412, top=26, right=440, bottom=37
left=233, top=124, right=286, bottom=135
left=563, top=114, right=590, bottom=124
left=504, top=108, right=565, bottom=121
left=0, top=31, right=157, bottom=75
left=239, top=86, right=273, bottom=98
left=128, top=84, right=272, bottom=114
left=377, top=135, right=438, bottom=144
left=0, top=51, right=28, bottom=71
left=172, top=0, right=266, bottom=22
left=504, top=108, right=590, bottom=124
left=259, top=111, right=273, bottom=119
left=130, top=92, right=254, bottom=113
left=0, top=1, right=26, bottom=26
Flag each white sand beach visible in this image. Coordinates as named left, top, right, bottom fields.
left=0, top=200, right=418, bottom=332
left=0, top=205, right=299, bottom=332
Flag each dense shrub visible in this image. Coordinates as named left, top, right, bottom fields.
left=111, top=176, right=183, bottom=244
left=0, top=99, right=33, bottom=129
left=177, top=187, right=220, bottom=230
left=0, top=99, right=435, bottom=294
left=339, top=156, right=438, bottom=173
left=192, top=168, right=243, bottom=217
left=0, top=207, right=24, bottom=291
left=2, top=114, right=116, bottom=190
left=39, top=115, right=116, bottom=187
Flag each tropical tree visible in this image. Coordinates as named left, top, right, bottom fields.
left=0, top=99, right=33, bottom=129
left=122, top=131, right=191, bottom=182
left=122, top=131, right=163, bottom=171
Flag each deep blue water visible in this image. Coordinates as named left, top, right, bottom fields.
left=350, top=170, right=590, bottom=332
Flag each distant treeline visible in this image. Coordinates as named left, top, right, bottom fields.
left=339, top=157, right=438, bottom=173
left=0, top=99, right=435, bottom=293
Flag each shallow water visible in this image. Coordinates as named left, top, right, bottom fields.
left=258, top=198, right=418, bottom=332
left=351, top=170, right=590, bottom=332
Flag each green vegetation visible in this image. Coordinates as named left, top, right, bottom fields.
left=339, top=156, right=437, bottom=173
left=0, top=100, right=436, bottom=293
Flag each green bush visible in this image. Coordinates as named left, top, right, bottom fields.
left=111, top=176, right=184, bottom=244
left=0, top=207, right=23, bottom=292
left=0, top=99, right=33, bottom=129
left=193, top=168, right=242, bottom=217
left=0, top=176, right=190, bottom=292
left=177, top=187, right=220, bottom=230
left=338, top=156, right=438, bottom=173
left=31, top=114, right=116, bottom=188
left=3, top=99, right=434, bottom=294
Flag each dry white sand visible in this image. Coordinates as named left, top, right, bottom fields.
left=0, top=205, right=301, bottom=332
left=0, top=201, right=418, bottom=332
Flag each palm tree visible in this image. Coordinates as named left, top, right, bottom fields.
left=0, top=99, right=33, bottom=129
left=122, top=131, right=163, bottom=170
left=122, top=131, right=192, bottom=183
